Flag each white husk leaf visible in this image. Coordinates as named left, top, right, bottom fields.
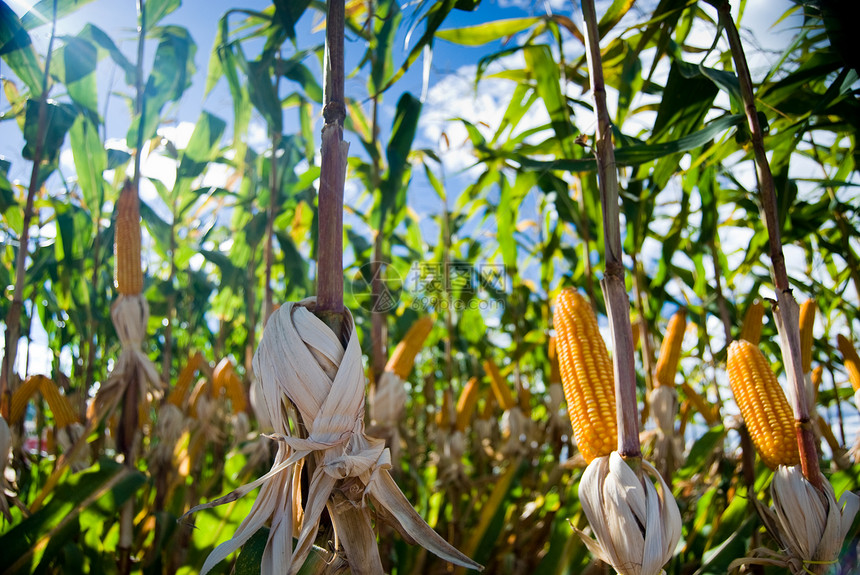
left=150, top=404, right=185, bottom=468
left=576, top=452, right=681, bottom=575
left=91, top=295, right=162, bottom=421
left=765, top=464, right=860, bottom=574
left=185, top=299, right=481, bottom=574
left=501, top=407, right=531, bottom=456
left=369, top=370, right=406, bottom=427
left=648, top=386, right=682, bottom=470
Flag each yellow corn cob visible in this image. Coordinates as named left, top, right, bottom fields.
left=679, top=382, right=718, bottom=427
left=212, top=358, right=233, bottom=398
left=548, top=336, right=562, bottom=384
left=38, top=378, right=78, bottom=428
left=455, top=377, right=480, bottom=432
left=799, top=300, right=817, bottom=374
left=727, top=340, right=799, bottom=469
left=483, top=359, right=516, bottom=411
left=212, top=358, right=246, bottom=413
left=187, top=379, right=207, bottom=419
left=436, top=388, right=453, bottom=428
left=631, top=322, right=641, bottom=350
left=811, top=365, right=823, bottom=396
left=9, top=375, right=44, bottom=424
left=168, top=352, right=205, bottom=408
left=553, top=288, right=617, bottom=463
left=654, top=310, right=687, bottom=388
left=739, top=300, right=764, bottom=346
left=220, top=364, right=247, bottom=414
left=385, top=316, right=434, bottom=380
left=114, top=180, right=143, bottom=295
left=838, top=335, right=860, bottom=392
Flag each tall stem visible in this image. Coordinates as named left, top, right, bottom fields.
left=582, top=0, right=640, bottom=458
left=717, top=1, right=821, bottom=488
left=316, top=0, right=349, bottom=336
left=263, top=128, right=282, bottom=325
left=1, top=0, right=58, bottom=413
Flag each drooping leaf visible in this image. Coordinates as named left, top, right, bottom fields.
left=20, top=0, right=96, bottom=30
left=436, top=17, right=541, bottom=46
left=0, top=1, right=44, bottom=95
left=22, top=99, right=77, bottom=164
left=143, top=0, right=180, bottom=30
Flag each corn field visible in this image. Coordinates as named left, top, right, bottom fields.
left=1, top=0, right=859, bottom=573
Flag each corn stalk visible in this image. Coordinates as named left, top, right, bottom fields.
left=716, top=0, right=821, bottom=489
left=316, top=0, right=349, bottom=337
left=1, top=0, right=57, bottom=414
left=582, top=0, right=640, bottom=459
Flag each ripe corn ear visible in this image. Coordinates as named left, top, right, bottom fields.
left=483, top=359, right=516, bottom=411
left=679, top=382, right=718, bottom=427
left=799, top=300, right=816, bottom=374
left=739, top=300, right=764, bottom=346
left=114, top=180, right=143, bottom=295
left=168, top=352, right=205, bottom=408
left=727, top=340, right=799, bottom=469
left=385, top=316, right=434, bottom=380
left=9, top=375, right=43, bottom=424
left=436, top=388, right=453, bottom=429
left=654, top=310, right=686, bottom=388
left=38, top=378, right=78, bottom=428
left=553, top=288, right=617, bottom=463
left=837, top=335, right=860, bottom=392
left=455, top=377, right=480, bottom=432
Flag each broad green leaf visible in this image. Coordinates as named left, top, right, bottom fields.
left=143, top=0, right=180, bottom=30
left=176, top=111, right=227, bottom=181
left=21, top=0, right=96, bottom=30
left=78, top=23, right=135, bottom=85
left=247, top=54, right=282, bottom=133
left=379, top=0, right=457, bottom=94
left=127, top=25, right=196, bottom=146
left=378, top=92, right=421, bottom=228
left=493, top=114, right=744, bottom=172
left=273, top=0, right=310, bottom=40
left=436, top=17, right=540, bottom=46
left=598, top=0, right=636, bottom=39
left=23, top=99, right=77, bottom=164
left=69, top=115, right=106, bottom=224
left=0, top=1, right=44, bottom=95
left=51, top=36, right=98, bottom=114
left=0, top=459, right=144, bottom=572
left=524, top=44, right=576, bottom=156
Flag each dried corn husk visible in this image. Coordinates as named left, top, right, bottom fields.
left=185, top=299, right=481, bottom=575
left=732, top=464, right=859, bottom=574
left=55, top=422, right=90, bottom=472
left=150, top=404, right=185, bottom=469
left=89, top=295, right=161, bottom=449
left=576, top=452, right=681, bottom=575
left=369, top=370, right=407, bottom=428
left=500, top=406, right=531, bottom=457
left=648, top=386, right=682, bottom=473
